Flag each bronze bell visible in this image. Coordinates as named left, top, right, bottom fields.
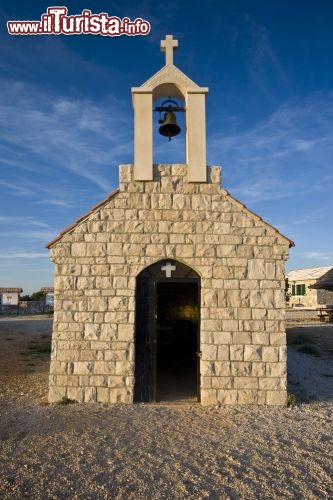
left=158, top=109, right=181, bottom=141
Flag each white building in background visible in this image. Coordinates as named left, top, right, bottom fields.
left=0, top=287, right=22, bottom=311
left=287, top=266, right=333, bottom=308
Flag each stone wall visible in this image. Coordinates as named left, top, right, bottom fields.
left=48, top=164, right=290, bottom=406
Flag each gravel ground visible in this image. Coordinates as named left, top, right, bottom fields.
left=0, top=318, right=332, bottom=499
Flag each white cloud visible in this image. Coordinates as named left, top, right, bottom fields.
left=0, top=252, right=49, bottom=259
left=302, top=252, right=333, bottom=262
left=0, top=78, right=132, bottom=198
left=209, top=92, right=333, bottom=205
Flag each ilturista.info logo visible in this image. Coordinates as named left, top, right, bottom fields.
left=7, top=6, right=151, bottom=36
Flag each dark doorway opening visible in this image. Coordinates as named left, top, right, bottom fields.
left=156, top=282, right=199, bottom=402
left=134, top=260, right=200, bottom=403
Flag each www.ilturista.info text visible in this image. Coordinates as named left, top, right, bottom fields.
left=7, top=7, right=151, bottom=36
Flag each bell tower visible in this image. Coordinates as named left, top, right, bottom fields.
left=132, top=35, right=209, bottom=182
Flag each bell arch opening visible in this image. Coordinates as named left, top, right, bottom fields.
left=134, top=259, right=200, bottom=403
left=153, top=95, right=186, bottom=165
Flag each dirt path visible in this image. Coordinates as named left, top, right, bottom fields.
left=0, top=318, right=332, bottom=499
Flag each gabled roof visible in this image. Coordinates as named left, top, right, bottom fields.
left=46, top=189, right=119, bottom=249
left=287, top=266, right=333, bottom=281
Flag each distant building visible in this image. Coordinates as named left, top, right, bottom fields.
left=41, top=287, right=54, bottom=307
left=287, top=266, right=333, bottom=308
left=0, top=287, right=23, bottom=313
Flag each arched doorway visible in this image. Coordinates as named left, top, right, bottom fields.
left=134, top=260, right=200, bottom=403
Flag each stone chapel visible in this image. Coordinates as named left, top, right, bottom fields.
left=47, top=35, right=294, bottom=406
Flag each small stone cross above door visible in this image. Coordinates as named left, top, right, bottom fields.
left=161, top=262, right=176, bottom=278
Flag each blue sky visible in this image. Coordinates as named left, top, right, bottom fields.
left=0, top=0, right=332, bottom=294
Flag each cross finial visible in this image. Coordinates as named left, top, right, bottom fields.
left=160, top=34, right=178, bottom=65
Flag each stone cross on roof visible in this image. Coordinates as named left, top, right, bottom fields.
left=160, top=34, right=178, bottom=65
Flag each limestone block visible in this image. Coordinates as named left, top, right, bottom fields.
left=115, top=361, right=132, bottom=376
left=88, top=297, right=108, bottom=312
left=269, top=332, right=286, bottom=346
left=119, top=165, right=132, bottom=182
left=201, top=344, right=217, bottom=360
left=123, top=244, right=145, bottom=256
left=244, top=345, right=262, bottom=362
left=212, top=377, right=233, bottom=389
left=231, top=362, right=252, bottom=376
left=73, top=362, right=94, bottom=376
left=267, top=309, right=284, bottom=320
left=201, top=361, right=215, bottom=376
left=151, top=193, right=172, bottom=209
left=118, top=324, right=134, bottom=342
left=217, top=390, right=238, bottom=405
left=233, top=331, right=251, bottom=344
left=201, top=389, right=218, bottom=406
left=266, top=390, right=287, bottom=406
left=84, top=234, right=97, bottom=243
left=221, top=319, right=239, bottom=331
left=76, top=277, right=95, bottom=290
left=94, top=361, right=115, bottom=375
left=201, top=376, right=212, bottom=389
left=233, top=267, right=248, bottom=280
left=192, top=194, right=211, bottom=210
left=80, top=350, right=101, bottom=361
left=201, top=319, right=221, bottom=332
left=145, top=244, right=165, bottom=257
left=106, top=243, right=123, bottom=256
left=251, top=308, right=268, bottom=320
left=172, top=194, right=189, bottom=210
left=262, top=346, right=279, bottom=362
left=176, top=245, right=195, bottom=258
left=230, top=345, right=244, bottom=361
left=251, top=362, right=266, bottom=377
left=97, top=387, right=110, bottom=403
left=250, top=290, right=274, bottom=309
left=84, top=387, right=97, bottom=403
left=105, top=349, right=129, bottom=361
left=71, top=243, right=87, bottom=257
left=99, top=324, right=118, bottom=341
left=171, top=165, right=187, bottom=176
left=185, top=233, right=204, bottom=244
left=48, top=386, right=67, bottom=403
left=208, top=167, right=221, bottom=184
left=217, top=345, right=230, bottom=360
left=172, top=221, right=195, bottom=234
left=279, top=346, right=287, bottom=362
left=252, top=331, right=270, bottom=345
left=67, top=387, right=84, bottom=402
left=201, top=289, right=217, bottom=308
left=214, top=361, right=231, bottom=376
left=234, top=377, right=258, bottom=389
left=266, top=363, right=286, bottom=377
left=107, top=375, right=126, bottom=387
left=237, top=389, right=258, bottom=404
left=236, top=308, right=252, bottom=320
left=259, top=378, right=280, bottom=390
left=209, top=307, right=235, bottom=320
left=57, top=349, right=80, bottom=362
left=274, top=289, right=286, bottom=309
left=213, top=331, right=232, bottom=344
left=225, top=290, right=250, bottom=308
left=108, top=296, right=128, bottom=312
left=91, top=264, right=111, bottom=275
